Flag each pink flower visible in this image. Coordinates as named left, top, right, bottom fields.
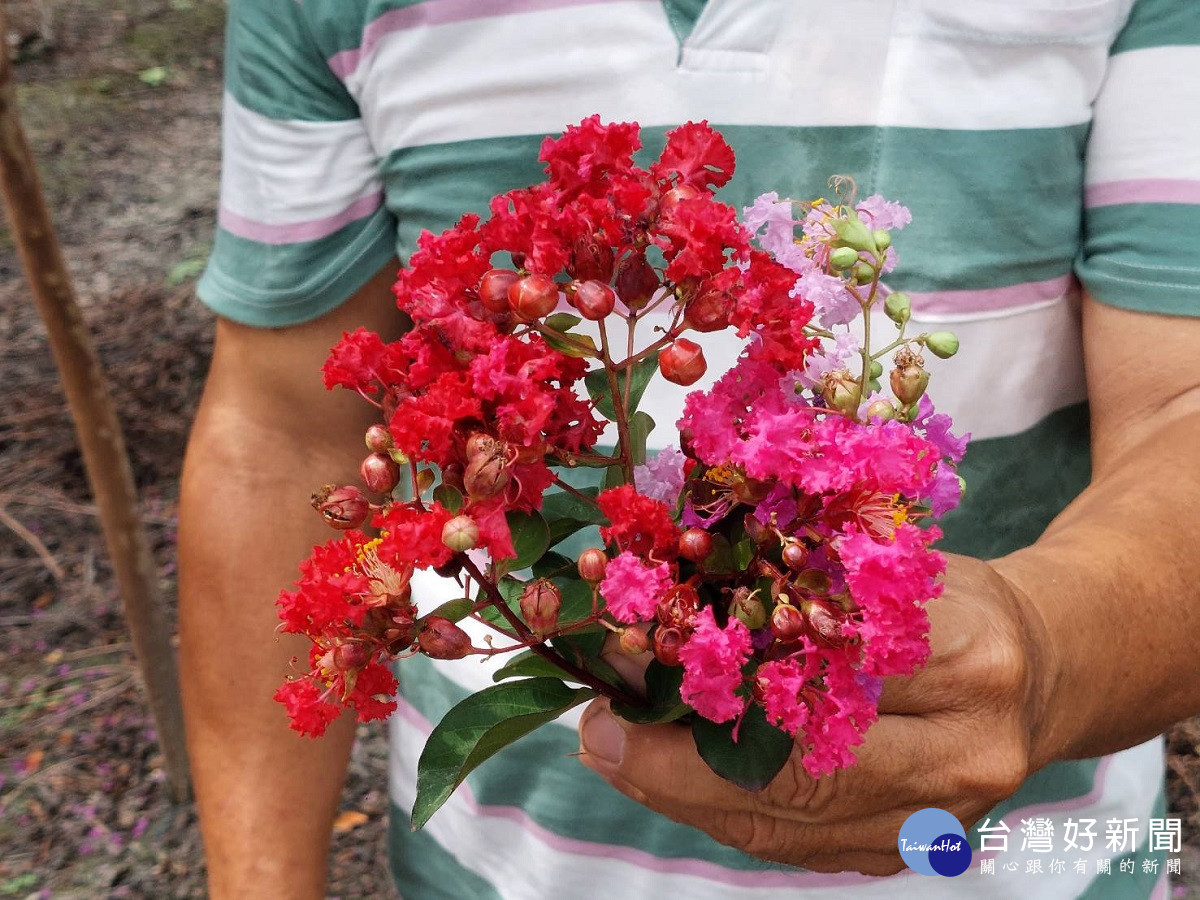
left=855, top=195, right=912, bottom=232
left=633, top=447, right=687, bottom=508
left=678, top=606, right=751, bottom=723
left=599, top=552, right=672, bottom=623
left=756, top=658, right=809, bottom=736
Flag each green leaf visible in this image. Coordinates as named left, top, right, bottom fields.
left=476, top=577, right=524, bottom=634
left=629, top=411, right=655, bottom=467
left=545, top=313, right=582, bottom=332
left=585, top=355, right=659, bottom=419
left=542, top=330, right=597, bottom=357
left=492, top=650, right=574, bottom=683
left=166, top=256, right=206, bottom=286
left=433, top=484, right=463, bottom=514
left=691, top=703, right=795, bottom=791
left=505, top=511, right=550, bottom=571
left=532, top=551, right=573, bottom=580
left=413, top=679, right=595, bottom=828
left=426, top=597, right=474, bottom=623
left=732, top=539, right=755, bottom=572
left=613, top=659, right=690, bottom=725
left=554, top=578, right=597, bottom=626
left=541, top=487, right=604, bottom=548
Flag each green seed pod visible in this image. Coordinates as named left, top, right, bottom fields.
left=829, top=246, right=859, bottom=270
left=871, top=229, right=891, bottom=252
left=925, top=331, right=960, bottom=359
left=832, top=215, right=876, bottom=252
left=851, top=261, right=876, bottom=284
left=884, top=291, right=911, bottom=326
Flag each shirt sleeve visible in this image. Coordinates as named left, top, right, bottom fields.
left=196, top=0, right=398, bottom=327
left=1075, top=0, right=1200, bottom=316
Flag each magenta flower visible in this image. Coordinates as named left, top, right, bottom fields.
left=679, top=606, right=751, bottom=723
left=599, top=552, right=672, bottom=623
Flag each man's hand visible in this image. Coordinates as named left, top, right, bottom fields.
left=578, top=554, right=1052, bottom=875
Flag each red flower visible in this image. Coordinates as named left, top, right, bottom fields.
left=597, top=485, right=682, bottom=561
left=651, top=120, right=736, bottom=192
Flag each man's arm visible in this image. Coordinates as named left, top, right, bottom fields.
left=180, top=261, right=402, bottom=899
left=577, top=293, right=1200, bottom=873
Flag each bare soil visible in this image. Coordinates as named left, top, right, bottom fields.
left=0, top=2, right=1197, bottom=898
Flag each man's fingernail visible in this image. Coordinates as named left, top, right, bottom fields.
left=581, top=709, right=625, bottom=771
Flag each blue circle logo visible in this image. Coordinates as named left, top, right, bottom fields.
left=898, top=808, right=972, bottom=877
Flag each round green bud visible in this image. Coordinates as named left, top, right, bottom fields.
left=851, top=261, right=876, bottom=284
left=884, top=291, right=911, bottom=326
left=925, top=331, right=960, bottom=359
left=832, top=215, right=876, bottom=252
left=868, top=359, right=883, bottom=379
left=829, top=246, right=860, bottom=270
left=871, top=229, right=891, bottom=252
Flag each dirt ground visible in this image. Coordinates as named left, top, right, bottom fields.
left=0, top=2, right=1198, bottom=898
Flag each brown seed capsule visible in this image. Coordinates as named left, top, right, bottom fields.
left=360, top=453, right=401, bottom=495
left=770, top=603, right=806, bottom=643
left=508, top=274, right=560, bottom=321
left=311, top=484, right=370, bottom=530
left=463, top=454, right=510, bottom=500
left=678, top=527, right=714, bottom=563
left=479, top=268, right=520, bottom=313
left=684, top=285, right=731, bottom=333
left=821, top=369, right=862, bottom=415
left=365, top=424, right=393, bottom=453
left=781, top=541, right=809, bottom=571
left=614, top=253, right=660, bottom=312
left=730, top=587, right=767, bottom=630
left=577, top=548, right=608, bottom=584
left=519, top=579, right=562, bottom=637
left=417, top=617, right=474, bottom=660
left=890, top=347, right=930, bottom=406
left=570, top=279, right=617, bottom=320
left=803, top=598, right=848, bottom=648
left=652, top=626, right=685, bottom=666
left=333, top=642, right=373, bottom=671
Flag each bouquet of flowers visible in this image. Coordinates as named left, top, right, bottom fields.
left=274, top=117, right=967, bottom=828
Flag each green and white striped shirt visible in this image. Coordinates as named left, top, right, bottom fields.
left=199, top=1, right=1200, bottom=896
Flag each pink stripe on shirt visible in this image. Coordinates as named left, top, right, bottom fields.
left=907, top=274, right=1076, bottom=318
left=218, top=193, right=384, bottom=245
left=1085, top=178, right=1200, bottom=208
left=328, top=0, right=656, bottom=80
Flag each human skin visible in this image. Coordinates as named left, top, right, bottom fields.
left=578, top=293, right=1200, bottom=874
left=179, top=261, right=403, bottom=899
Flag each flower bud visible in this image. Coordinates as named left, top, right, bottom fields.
left=577, top=548, right=608, bottom=584
left=656, top=583, right=700, bottom=629
left=618, top=627, right=651, bottom=655
left=652, top=626, right=685, bottom=666
left=828, top=246, right=859, bottom=270
left=365, top=424, right=393, bottom=453
left=463, top=453, right=510, bottom=500
left=864, top=398, right=897, bottom=421
left=520, top=579, right=561, bottom=637
left=730, top=587, right=767, bottom=630
left=684, top=286, right=732, bottom=333
left=659, top=183, right=701, bottom=216
left=479, top=268, right=520, bottom=313
left=508, top=274, right=560, bottom=321
left=614, top=254, right=659, bottom=312
left=570, top=236, right=614, bottom=283
left=361, top=453, right=401, bottom=495
left=890, top=363, right=930, bottom=407
left=781, top=541, right=808, bottom=571
left=821, top=369, right=862, bottom=415
left=884, top=291, right=911, bottom=326
left=418, top=617, right=473, bottom=659
left=441, top=462, right=465, bottom=492
left=570, top=279, right=617, bottom=320
left=869, top=359, right=883, bottom=379
left=311, top=484, right=370, bottom=530
left=333, top=641, right=373, bottom=671
left=743, top=513, right=773, bottom=547
left=770, top=602, right=806, bottom=643
left=871, top=229, right=891, bottom=252
left=659, top=338, right=707, bottom=387
left=678, top=528, right=714, bottom=563
left=441, top=515, right=479, bottom=553
left=925, top=330, right=960, bottom=359
left=465, top=432, right=501, bottom=463
left=851, top=261, right=876, bottom=284
left=802, top=598, right=848, bottom=648
left=833, top=214, right=876, bottom=252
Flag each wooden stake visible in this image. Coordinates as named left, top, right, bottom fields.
left=0, top=9, right=190, bottom=801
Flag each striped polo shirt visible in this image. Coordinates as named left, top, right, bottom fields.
left=199, top=1, right=1200, bottom=897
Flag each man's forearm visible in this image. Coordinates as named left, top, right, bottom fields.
left=995, top=387, right=1200, bottom=769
